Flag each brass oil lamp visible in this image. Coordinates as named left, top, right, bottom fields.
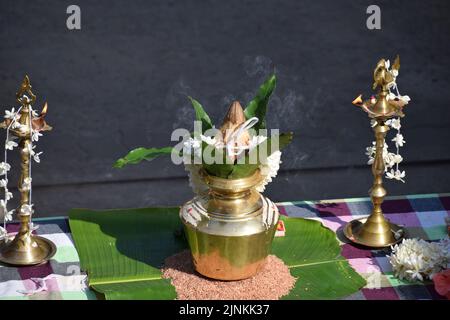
left=344, top=56, right=408, bottom=248
left=0, top=76, right=56, bottom=265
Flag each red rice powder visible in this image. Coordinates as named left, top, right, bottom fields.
left=162, top=250, right=296, bottom=300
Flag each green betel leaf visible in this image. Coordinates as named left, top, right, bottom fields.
left=224, top=132, right=293, bottom=179
left=244, top=74, right=276, bottom=130
left=188, top=96, right=213, bottom=133
left=247, top=131, right=293, bottom=163
left=113, top=147, right=173, bottom=168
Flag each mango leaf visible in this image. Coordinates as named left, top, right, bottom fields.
left=244, top=74, right=276, bottom=130
left=202, top=144, right=235, bottom=178
left=188, top=96, right=213, bottom=133
left=227, top=163, right=259, bottom=180
left=69, top=207, right=365, bottom=300
left=249, top=131, right=293, bottom=162
left=113, top=147, right=173, bottom=168
left=228, top=132, right=293, bottom=179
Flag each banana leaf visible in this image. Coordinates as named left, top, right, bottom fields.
left=275, top=217, right=366, bottom=299
left=69, top=207, right=186, bottom=300
left=69, top=207, right=365, bottom=300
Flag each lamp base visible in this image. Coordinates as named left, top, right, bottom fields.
left=0, top=233, right=56, bottom=266
left=344, top=217, right=405, bottom=248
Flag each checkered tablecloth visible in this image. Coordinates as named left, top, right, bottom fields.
left=0, top=193, right=448, bottom=300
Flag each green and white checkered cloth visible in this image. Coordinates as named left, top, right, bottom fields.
left=0, top=193, right=448, bottom=300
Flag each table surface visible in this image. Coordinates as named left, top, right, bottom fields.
left=0, top=193, right=449, bottom=300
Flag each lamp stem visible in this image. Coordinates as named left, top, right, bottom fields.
left=18, top=137, right=31, bottom=234
left=370, top=120, right=388, bottom=217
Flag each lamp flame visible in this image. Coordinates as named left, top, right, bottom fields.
left=352, top=94, right=363, bottom=106
left=41, top=102, right=48, bottom=116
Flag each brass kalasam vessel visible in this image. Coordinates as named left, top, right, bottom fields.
left=180, top=169, right=279, bottom=280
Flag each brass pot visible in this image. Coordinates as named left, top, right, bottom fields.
left=180, top=169, right=279, bottom=280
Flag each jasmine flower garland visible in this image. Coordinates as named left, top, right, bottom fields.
left=366, top=59, right=410, bottom=183
left=0, top=104, right=44, bottom=241
left=184, top=164, right=208, bottom=195
left=256, top=150, right=281, bottom=192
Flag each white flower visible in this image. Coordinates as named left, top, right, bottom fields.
left=26, top=143, right=36, bottom=156
left=20, top=204, right=34, bottom=216
left=256, top=151, right=282, bottom=192
left=386, top=169, right=396, bottom=179
left=247, top=135, right=267, bottom=151
left=4, top=209, right=14, bottom=222
left=383, top=151, right=397, bottom=168
left=11, top=121, right=21, bottom=129
left=386, top=118, right=401, bottom=130
left=386, top=169, right=406, bottom=183
left=200, top=135, right=216, bottom=146
left=392, top=133, right=405, bottom=147
left=32, top=131, right=43, bottom=142
left=0, top=179, right=7, bottom=188
left=365, top=143, right=376, bottom=157
left=384, top=60, right=390, bottom=70
left=0, top=200, right=13, bottom=221
left=392, top=154, right=403, bottom=164
left=400, top=95, right=411, bottom=104
left=0, top=225, right=6, bottom=240
left=5, top=190, right=13, bottom=201
left=5, top=139, right=18, bottom=150
left=20, top=95, right=31, bottom=104
left=388, top=238, right=449, bottom=282
left=367, top=142, right=394, bottom=166
left=4, top=108, right=18, bottom=120
left=0, top=162, right=11, bottom=176
left=33, top=151, right=43, bottom=163
left=184, top=164, right=209, bottom=195
left=0, top=199, right=6, bottom=215
left=387, top=92, right=396, bottom=101
left=183, top=137, right=202, bottom=161
left=22, top=177, right=32, bottom=191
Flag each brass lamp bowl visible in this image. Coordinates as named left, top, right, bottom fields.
left=180, top=169, right=279, bottom=280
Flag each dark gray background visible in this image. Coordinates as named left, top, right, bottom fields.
left=0, top=0, right=449, bottom=217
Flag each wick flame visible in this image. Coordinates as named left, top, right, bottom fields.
left=352, top=94, right=363, bottom=106
left=41, top=102, right=48, bottom=116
